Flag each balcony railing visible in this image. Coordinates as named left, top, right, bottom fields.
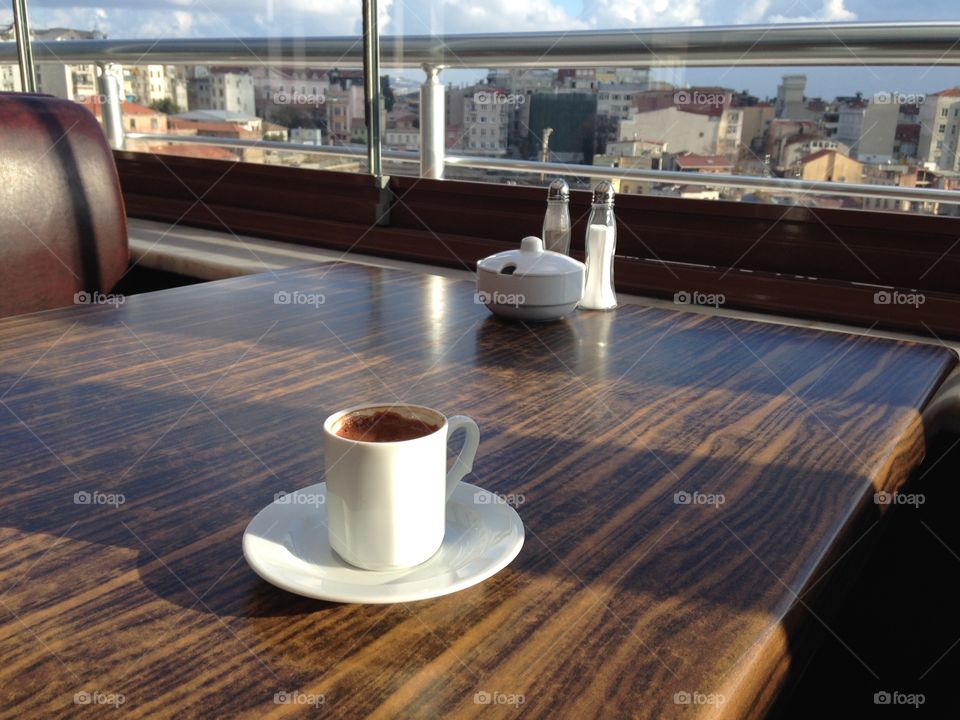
left=4, top=22, right=960, bottom=206
left=5, top=23, right=960, bottom=67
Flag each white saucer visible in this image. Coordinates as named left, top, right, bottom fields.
left=242, top=482, right=524, bottom=603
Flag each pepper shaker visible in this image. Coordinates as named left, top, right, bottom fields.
left=542, top=178, right=571, bottom=255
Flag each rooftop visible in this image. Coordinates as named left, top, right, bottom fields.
left=800, top=148, right=840, bottom=163
left=77, top=96, right=160, bottom=117
left=168, top=119, right=254, bottom=134
left=674, top=153, right=735, bottom=169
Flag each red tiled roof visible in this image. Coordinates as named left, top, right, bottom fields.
left=935, top=88, right=960, bottom=97
left=800, top=148, right=837, bottom=164
left=77, top=95, right=159, bottom=116
left=148, top=144, right=238, bottom=160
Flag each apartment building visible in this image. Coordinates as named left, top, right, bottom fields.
left=775, top=75, right=807, bottom=118
left=324, top=84, right=365, bottom=145
left=35, top=63, right=97, bottom=102
left=188, top=69, right=256, bottom=117
left=125, top=65, right=189, bottom=111
left=463, top=89, right=510, bottom=156
left=796, top=148, right=864, bottom=183
left=250, top=66, right=331, bottom=120
left=1, top=62, right=20, bottom=92
left=738, top=104, right=776, bottom=155
left=597, top=84, right=654, bottom=121
left=1, top=25, right=99, bottom=100
left=917, top=89, right=960, bottom=171
left=619, top=105, right=741, bottom=158
left=385, top=112, right=420, bottom=150
left=836, top=100, right=898, bottom=163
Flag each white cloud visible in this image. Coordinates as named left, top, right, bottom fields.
left=17, top=0, right=857, bottom=42
left=392, top=0, right=586, bottom=34
left=587, top=0, right=705, bottom=29
left=735, top=0, right=772, bottom=24
left=770, top=0, right=856, bottom=23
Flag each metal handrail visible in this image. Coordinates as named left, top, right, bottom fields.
left=126, top=132, right=960, bottom=205
left=3, top=22, right=960, bottom=68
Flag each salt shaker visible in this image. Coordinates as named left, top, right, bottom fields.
left=542, top=178, right=571, bottom=255
left=579, top=181, right=618, bottom=311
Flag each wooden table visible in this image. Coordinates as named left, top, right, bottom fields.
left=0, top=263, right=954, bottom=718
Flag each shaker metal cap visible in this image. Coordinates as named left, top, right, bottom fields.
left=547, top=178, right=569, bottom=201
left=592, top=180, right=615, bottom=205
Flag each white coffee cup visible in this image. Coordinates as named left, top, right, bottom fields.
left=323, top=404, right=480, bottom=571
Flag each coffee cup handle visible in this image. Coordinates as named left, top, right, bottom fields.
left=445, top=415, right=480, bottom=501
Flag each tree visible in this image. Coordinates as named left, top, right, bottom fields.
left=149, top=98, right=179, bottom=114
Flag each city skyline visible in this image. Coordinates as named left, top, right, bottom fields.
left=1, top=1, right=957, bottom=98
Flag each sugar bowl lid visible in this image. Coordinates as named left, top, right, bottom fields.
left=477, top=236, right=584, bottom=277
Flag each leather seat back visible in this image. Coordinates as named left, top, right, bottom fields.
left=0, top=92, right=129, bottom=318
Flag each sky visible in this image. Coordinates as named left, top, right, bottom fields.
left=1, top=0, right=958, bottom=99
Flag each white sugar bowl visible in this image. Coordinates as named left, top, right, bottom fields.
left=476, top=236, right=585, bottom=321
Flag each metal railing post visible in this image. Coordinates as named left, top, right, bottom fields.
left=96, top=63, right=125, bottom=149
left=361, top=0, right=383, bottom=178
left=420, top=65, right=444, bottom=179
left=11, top=0, right=36, bottom=92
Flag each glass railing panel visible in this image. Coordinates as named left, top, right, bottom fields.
left=6, top=1, right=370, bottom=173
left=2, top=7, right=959, bottom=213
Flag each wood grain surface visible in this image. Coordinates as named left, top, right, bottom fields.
left=0, top=263, right=955, bottom=719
